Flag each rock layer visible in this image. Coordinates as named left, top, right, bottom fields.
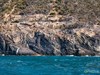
left=0, top=14, right=100, bottom=56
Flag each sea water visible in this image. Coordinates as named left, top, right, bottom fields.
left=0, top=56, right=100, bottom=75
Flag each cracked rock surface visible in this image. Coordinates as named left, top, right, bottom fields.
left=0, top=14, right=100, bottom=56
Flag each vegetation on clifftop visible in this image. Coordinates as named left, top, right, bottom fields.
left=0, top=0, right=100, bottom=23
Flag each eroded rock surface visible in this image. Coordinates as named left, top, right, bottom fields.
left=0, top=14, right=100, bottom=56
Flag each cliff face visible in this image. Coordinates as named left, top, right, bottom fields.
left=0, top=14, right=100, bottom=56
left=0, top=0, right=100, bottom=56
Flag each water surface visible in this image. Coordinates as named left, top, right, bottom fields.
left=0, top=56, right=100, bottom=75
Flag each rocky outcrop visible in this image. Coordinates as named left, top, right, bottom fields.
left=0, top=14, right=100, bottom=56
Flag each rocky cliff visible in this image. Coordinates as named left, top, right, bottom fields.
left=0, top=14, right=99, bottom=56
left=0, top=0, right=100, bottom=56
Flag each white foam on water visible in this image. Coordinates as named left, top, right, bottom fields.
left=2, top=54, right=5, bottom=56
left=85, top=55, right=89, bottom=57
left=69, top=55, right=74, bottom=56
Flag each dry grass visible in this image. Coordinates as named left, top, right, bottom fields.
left=0, top=0, right=100, bottom=23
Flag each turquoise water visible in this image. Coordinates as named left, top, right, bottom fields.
left=0, top=56, right=100, bottom=75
